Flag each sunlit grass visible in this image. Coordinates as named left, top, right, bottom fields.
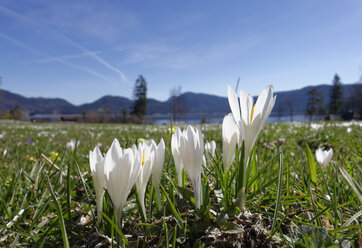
left=0, top=121, right=361, bottom=247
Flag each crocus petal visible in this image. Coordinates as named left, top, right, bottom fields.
left=151, top=138, right=165, bottom=185
left=89, top=146, right=105, bottom=223
left=239, top=90, right=253, bottom=125
left=195, top=128, right=204, bottom=169
left=104, top=139, right=140, bottom=219
left=204, top=140, right=216, bottom=162
left=151, top=138, right=165, bottom=207
left=172, top=127, right=184, bottom=186
left=177, top=125, right=204, bottom=209
left=253, top=85, right=273, bottom=121
left=222, top=113, right=239, bottom=170
left=180, top=126, right=202, bottom=178
left=326, top=149, right=333, bottom=164
left=104, top=140, right=124, bottom=213
left=228, top=85, right=241, bottom=124
left=136, top=141, right=154, bottom=219
left=211, top=140, right=216, bottom=157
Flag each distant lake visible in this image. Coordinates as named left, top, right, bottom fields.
left=152, top=115, right=324, bottom=124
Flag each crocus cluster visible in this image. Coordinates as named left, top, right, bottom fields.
left=89, top=138, right=165, bottom=222
left=89, top=84, right=277, bottom=222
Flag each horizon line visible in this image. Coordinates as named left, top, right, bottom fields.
left=0, top=82, right=358, bottom=106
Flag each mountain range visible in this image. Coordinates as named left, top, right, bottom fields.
left=0, top=84, right=357, bottom=117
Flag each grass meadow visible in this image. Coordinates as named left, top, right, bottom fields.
left=0, top=121, right=361, bottom=247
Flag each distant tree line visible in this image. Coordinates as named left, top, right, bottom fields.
left=0, top=76, right=28, bottom=121
left=0, top=75, right=152, bottom=123
left=1, top=73, right=361, bottom=122
left=305, top=73, right=362, bottom=120
left=82, top=75, right=150, bottom=124
left=0, top=74, right=174, bottom=124
left=169, top=86, right=187, bottom=123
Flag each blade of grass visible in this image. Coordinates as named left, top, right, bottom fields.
left=247, top=152, right=280, bottom=188
left=306, top=144, right=317, bottom=185
left=310, top=204, right=333, bottom=223
left=73, top=159, right=96, bottom=224
left=328, top=225, right=362, bottom=234
left=337, top=163, right=362, bottom=204
left=236, top=142, right=245, bottom=195
left=172, top=226, right=177, bottom=248
left=341, top=210, right=362, bottom=227
left=271, top=147, right=283, bottom=235
left=66, top=160, right=72, bottom=225
left=101, top=212, right=128, bottom=246
left=164, top=222, right=169, bottom=248
left=160, top=184, right=183, bottom=228
left=47, top=176, right=70, bottom=248
left=307, top=186, right=322, bottom=226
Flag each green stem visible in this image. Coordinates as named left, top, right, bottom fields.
left=239, top=150, right=250, bottom=211
left=191, top=174, right=202, bottom=209
left=154, top=181, right=161, bottom=211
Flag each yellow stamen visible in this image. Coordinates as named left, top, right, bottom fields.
left=250, top=104, right=256, bottom=123
left=142, top=154, right=145, bottom=166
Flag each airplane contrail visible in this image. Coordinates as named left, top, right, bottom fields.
left=0, top=4, right=129, bottom=84
left=0, top=32, right=112, bottom=81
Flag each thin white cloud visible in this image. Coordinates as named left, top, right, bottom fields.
left=58, top=60, right=111, bottom=81
left=86, top=49, right=129, bottom=83
left=117, top=42, right=208, bottom=69
left=33, top=51, right=101, bottom=63
left=0, top=5, right=36, bottom=24
left=118, top=43, right=175, bottom=65
left=118, top=36, right=259, bottom=70
left=0, top=4, right=129, bottom=84
left=60, top=36, right=129, bottom=83
left=30, top=1, right=138, bottom=43
left=0, top=32, right=40, bottom=55
left=0, top=32, right=111, bottom=81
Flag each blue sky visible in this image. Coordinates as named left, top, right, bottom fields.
left=1, top=0, right=362, bottom=105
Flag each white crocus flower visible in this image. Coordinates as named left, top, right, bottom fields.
left=66, top=139, right=78, bottom=151
left=171, top=127, right=184, bottom=187
left=135, top=141, right=155, bottom=219
left=205, top=140, right=216, bottom=161
left=227, top=85, right=276, bottom=209
left=222, top=113, right=240, bottom=170
left=202, top=155, right=207, bottom=167
left=89, top=146, right=105, bottom=223
left=104, top=139, right=141, bottom=220
left=178, top=125, right=204, bottom=209
left=150, top=139, right=165, bottom=207
left=316, top=148, right=333, bottom=169
left=228, top=85, right=276, bottom=159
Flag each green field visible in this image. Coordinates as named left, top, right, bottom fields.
left=0, top=121, right=361, bottom=247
